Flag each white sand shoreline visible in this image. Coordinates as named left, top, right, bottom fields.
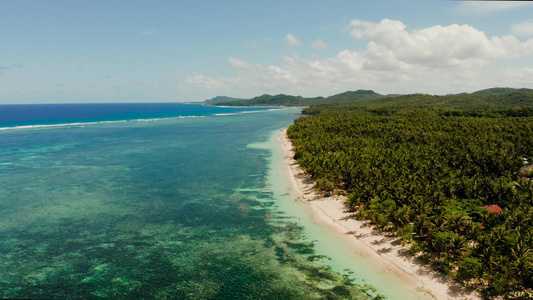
left=278, top=127, right=480, bottom=300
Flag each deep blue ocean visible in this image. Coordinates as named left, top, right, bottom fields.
left=0, top=103, right=375, bottom=299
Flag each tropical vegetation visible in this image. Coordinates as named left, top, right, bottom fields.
left=204, top=87, right=532, bottom=107
left=287, top=90, right=533, bottom=298
left=205, top=90, right=387, bottom=106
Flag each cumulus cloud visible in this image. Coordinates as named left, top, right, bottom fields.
left=456, top=2, right=533, bottom=15
left=285, top=34, right=302, bottom=47
left=226, top=57, right=295, bottom=91
left=182, top=72, right=224, bottom=89
left=311, top=39, right=327, bottom=49
left=181, top=19, right=533, bottom=96
left=345, top=19, right=533, bottom=69
left=511, top=21, right=533, bottom=37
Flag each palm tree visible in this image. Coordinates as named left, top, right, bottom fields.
left=411, top=196, right=432, bottom=216
left=449, top=234, right=468, bottom=258
left=432, top=216, right=448, bottom=232
left=413, top=215, right=433, bottom=239
left=446, top=213, right=470, bottom=234
left=508, top=208, right=532, bottom=232
left=490, top=225, right=509, bottom=251
left=511, top=240, right=532, bottom=284
left=479, top=245, right=498, bottom=276
left=392, top=205, right=411, bottom=228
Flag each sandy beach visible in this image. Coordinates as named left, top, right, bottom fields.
left=278, top=127, right=480, bottom=300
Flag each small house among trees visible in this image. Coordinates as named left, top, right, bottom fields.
left=481, top=205, right=502, bottom=214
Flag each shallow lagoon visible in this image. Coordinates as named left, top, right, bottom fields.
left=0, top=106, right=378, bottom=299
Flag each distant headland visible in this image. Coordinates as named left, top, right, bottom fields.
left=204, top=87, right=533, bottom=107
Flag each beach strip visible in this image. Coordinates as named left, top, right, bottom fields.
left=278, top=127, right=480, bottom=300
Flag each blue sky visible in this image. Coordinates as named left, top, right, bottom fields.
left=1, top=1, right=533, bottom=103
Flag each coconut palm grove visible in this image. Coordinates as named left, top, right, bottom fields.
left=282, top=89, right=533, bottom=298
left=207, top=88, right=533, bottom=297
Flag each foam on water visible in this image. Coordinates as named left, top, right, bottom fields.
left=0, top=108, right=283, bottom=131
left=0, top=116, right=210, bottom=131
left=0, top=103, right=279, bottom=131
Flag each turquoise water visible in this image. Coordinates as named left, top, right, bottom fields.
left=0, top=106, right=376, bottom=299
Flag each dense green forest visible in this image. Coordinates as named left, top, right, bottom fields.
left=302, top=90, right=533, bottom=115
left=216, top=94, right=324, bottom=106
left=205, top=87, right=532, bottom=107
left=204, top=89, right=387, bottom=106
left=203, top=96, right=244, bottom=104
left=287, top=90, right=533, bottom=299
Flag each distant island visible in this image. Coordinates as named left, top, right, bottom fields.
left=203, top=96, right=245, bottom=104
left=204, top=87, right=533, bottom=107
left=204, top=89, right=389, bottom=106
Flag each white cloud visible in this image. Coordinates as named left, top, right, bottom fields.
left=181, top=19, right=533, bottom=96
left=181, top=72, right=224, bottom=90
left=226, top=57, right=294, bottom=91
left=229, top=57, right=257, bottom=71
left=345, top=19, right=532, bottom=69
left=311, top=39, right=327, bottom=49
left=456, top=2, right=533, bottom=15
left=285, top=34, right=302, bottom=47
left=511, top=21, right=533, bottom=37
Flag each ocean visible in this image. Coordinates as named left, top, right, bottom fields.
left=0, top=103, right=434, bottom=299
left=0, top=103, right=378, bottom=299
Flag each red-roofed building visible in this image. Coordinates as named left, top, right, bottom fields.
left=520, top=166, right=533, bottom=174
left=481, top=205, right=502, bottom=214
left=521, top=166, right=533, bottom=181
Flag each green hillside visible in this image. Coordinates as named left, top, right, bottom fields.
left=211, top=94, right=322, bottom=106
left=472, top=87, right=533, bottom=95
left=302, top=90, right=533, bottom=115
left=321, top=89, right=385, bottom=103
left=204, top=87, right=533, bottom=108
left=206, top=89, right=386, bottom=106
left=203, top=96, right=245, bottom=104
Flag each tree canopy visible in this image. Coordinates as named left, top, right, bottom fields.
left=288, top=91, right=533, bottom=298
left=204, top=87, right=533, bottom=107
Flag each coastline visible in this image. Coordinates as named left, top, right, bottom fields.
left=277, top=127, right=480, bottom=300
